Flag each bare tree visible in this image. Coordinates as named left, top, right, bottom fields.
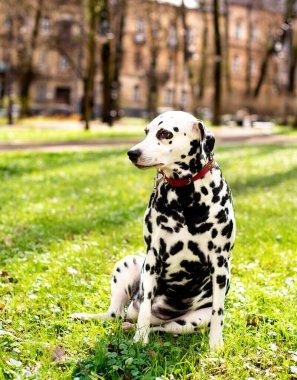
left=198, top=0, right=209, bottom=100
left=253, top=0, right=296, bottom=98
left=212, top=0, right=222, bottom=125
left=19, top=0, right=44, bottom=117
left=223, top=0, right=232, bottom=94
left=180, top=0, right=197, bottom=113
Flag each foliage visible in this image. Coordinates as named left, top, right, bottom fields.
left=0, top=144, right=296, bottom=379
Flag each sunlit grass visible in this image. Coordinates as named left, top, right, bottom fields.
left=0, top=144, right=296, bottom=379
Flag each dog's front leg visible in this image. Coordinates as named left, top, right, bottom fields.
left=209, top=263, right=229, bottom=352
left=133, top=253, right=156, bottom=345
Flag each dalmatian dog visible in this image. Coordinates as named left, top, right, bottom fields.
left=71, top=111, right=235, bottom=351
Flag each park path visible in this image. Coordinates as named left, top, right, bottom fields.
left=0, top=123, right=297, bottom=152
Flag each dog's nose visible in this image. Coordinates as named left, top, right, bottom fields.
left=127, top=149, right=141, bottom=163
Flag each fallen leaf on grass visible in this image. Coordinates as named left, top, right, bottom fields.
left=51, top=345, right=66, bottom=362
left=1, top=270, right=16, bottom=283
left=3, top=236, right=12, bottom=247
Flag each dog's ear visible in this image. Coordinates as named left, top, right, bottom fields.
left=192, top=120, right=215, bottom=159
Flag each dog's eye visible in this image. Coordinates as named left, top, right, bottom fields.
left=156, top=129, right=173, bottom=140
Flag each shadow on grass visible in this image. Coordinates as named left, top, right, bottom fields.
left=71, top=327, right=208, bottom=380
left=0, top=201, right=145, bottom=262
left=0, top=148, right=128, bottom=179
left=229, top=165, right=297, bottom=194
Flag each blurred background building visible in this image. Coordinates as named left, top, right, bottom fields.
left=0, top=0, right=296, bottom=123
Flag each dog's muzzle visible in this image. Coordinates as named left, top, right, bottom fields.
left=127, top=149, right=141, bottom=163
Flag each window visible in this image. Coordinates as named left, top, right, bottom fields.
left=248, top=58, right=255, bottom=74
left=168, top=56, right=174, bottom=74
left=232, top=55, right=241, bottom=73
left=234, top=21, right=243, bottom=40
left=168, top=25, right=178, bottom=49
left=37, top=83, right=46, bottom=102
left=133, top=84, right=140, bottom=102
left=40, top=17, right=51, bottom=34
left=134, top=18, right=145, bottom=44
left=251, top=27, right=258, bottom=42
left=39, top=50, right=48, bottom=67
left=55, top=87, right=71, bottom=104
left=59, top=55, right=70, bottom=71
left=58, top=19, right=72, bottom=40
left=134, top=51, right=143, bottom=70
left=180, top=90, right=187, bottom=108
left=165, top=88, right=174, bottom=105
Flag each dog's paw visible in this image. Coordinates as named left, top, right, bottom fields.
left=133, top=330, right=149, bottom=345
left=121, top=321, right=134, bottom=331
left=69, top=312, right=106, bottom=321
left=209, top=337, right=224, bottom=352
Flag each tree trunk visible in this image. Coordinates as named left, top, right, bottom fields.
left=223, top=0, right=232, bottom=94
left=180, top=0, right=196, bottom=113
left=111, top=0, right=127, bottom=119
left=101, top=1, right=114, bottom=125
left=147, top=51, right=158, bottom=119
left=198, top=0, right=208, bottom=100
left=212, top=0, right=222, bottom=125
left=101, top=39, right=113, bottom=125
left=83, top=0, right=98, bottom=130
left=20, top=0, right=43, bottom=117
left=253, top=0, right=295, bottom=98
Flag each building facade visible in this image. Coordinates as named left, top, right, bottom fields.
left=0, top=0, right=295, bottom=119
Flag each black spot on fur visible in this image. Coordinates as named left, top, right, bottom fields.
left=208, top=241, right=214, bottom=250
left=158, top=121, right=163, bottom=126
left=145, top=263, right=150, bottom=271
left=145, top=211, right=153, bottom=234
left=147, top=291, right=152, bottom=299
left=188, top=241, right=206, bottom=264
left=144, top=236, right=151, bottom=250
left=124, top=261, right=128, bottom=268
left=173, top=127, right=179, bottom=132
left=116, top=267, right=121, bottom=273
left=176, top=319, right=186, bottom=326
left=110, top=312, right=115, bottom=318
left=211, top=228, right=218, bottom=238
left=181, top=154, right=186, bottom=159
left=196, top=222, right=213, bottom=234
left=217, top=256, right=226, bottom=267
left=170, top=241, right=184, bottom=255
left=216, top=275, right=226, bottom=289
left=220, top=193, right=229, bottom=206
left=223, top=242, right=231, bottom=252
left=215, top=209, right=227, bottom=224
left=113, top=276, right=117, bottom=283
left=218, top=308, right=224, bottom=315
left=188, top=140, right=200, bottom=156
left=201, top=186, right=208, bottom=196
left=222, top=220, right=234, bottom=239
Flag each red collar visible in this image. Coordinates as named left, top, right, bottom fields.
left=160, top=160, right=216, bottom=187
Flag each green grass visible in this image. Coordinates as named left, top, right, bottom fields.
left=0, top=117, right=146, bottom=143
left=0, top=126, right=143, bottom=143
left=0, top=144, right=296, bottom=379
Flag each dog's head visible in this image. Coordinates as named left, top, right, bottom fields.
left=127, top=111, right=215, bottom=172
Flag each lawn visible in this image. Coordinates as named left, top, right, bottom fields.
left=0, top=117, right=145, bottom=143
left=0, top=144, right=296, bottom=379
